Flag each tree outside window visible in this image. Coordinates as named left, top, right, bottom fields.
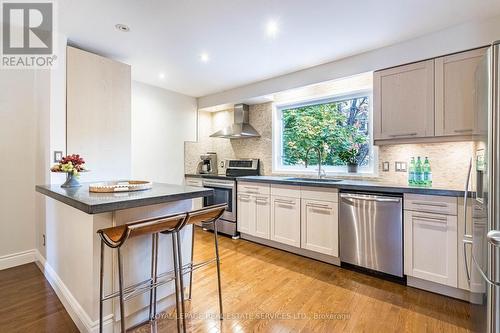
left=279, top=95, right=371, bottom=170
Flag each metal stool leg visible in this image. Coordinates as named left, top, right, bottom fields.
left=176, top=232, right=187, bottom=331
left=172, top=233, right=183, bottom=333
left=149, top=233, right=159, bottom=321
left=117, top=247, right=126, bottom=333
left=213, top=220, right=224, bottom=320
left=188, top=225, right=195, bottom=300
left=99, top=240, right=104, bottom=333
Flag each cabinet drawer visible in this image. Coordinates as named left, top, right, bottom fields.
left=237, top=182, right=270, bottom=195
left=185, top=178, right=203, bottom=187
left=301, top=186, right=338, bottom=202
left=271, top=184, right=301, bottom=198
left=404, top=194, right=457, bottom=215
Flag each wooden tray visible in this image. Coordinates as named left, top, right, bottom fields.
left=89, top=180, right=153, bottom=193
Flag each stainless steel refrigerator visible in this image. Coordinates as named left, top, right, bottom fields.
left=465, top=40, right=500, bottom=333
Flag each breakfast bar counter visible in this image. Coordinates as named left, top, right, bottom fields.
left=35, top=182, right=213, bottom=332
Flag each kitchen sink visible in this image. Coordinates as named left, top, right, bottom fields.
left=284, top=177, right=342, bottom=183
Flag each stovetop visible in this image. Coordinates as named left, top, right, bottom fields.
left=185, top=173, right=237, bottom=180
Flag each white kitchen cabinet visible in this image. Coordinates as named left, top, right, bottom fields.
left=254, top=195, right=271, bottom=239
left=237, top=182, right=271, bottom=239
left=270, top=196, right=301, bottom=247
left=404, top=210, right=458, bottom=287
left=301, top=199, right=338, bottom=256
left=237, top=193, right=254, bottom=235
left=374, top=59, right=435, bottom=141
left=435, top=47, right=488, bottom=136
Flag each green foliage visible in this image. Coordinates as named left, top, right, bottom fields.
left=281, top=96, right=369, bottom=167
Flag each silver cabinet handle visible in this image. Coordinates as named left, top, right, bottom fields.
left=307, top=203, right=330, bottom=209
left=388, top=132, right=417, bottom=137
left=464, top=158, right=472, bottom=235
left=412, top=201, right=448, bottom=208
left=274, top=199, right=295, bottom=205
left=255, top=197, right=268, bottom=203
left=463, top=238, right=473, bottom=284
left=487, top=230, right=500, bottom=247
left=454, top=129, right=473, bottom=133
left=238, top=194, right=251, bottom=200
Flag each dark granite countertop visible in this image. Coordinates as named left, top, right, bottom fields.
left=36, top=182, right=213, bottom=214
left=236, top=176, right=466, bottom=197
left=185, top=173, right=236, bottom=180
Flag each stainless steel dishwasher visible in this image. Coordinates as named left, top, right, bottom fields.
left=339, top=192, right=403, bottom=277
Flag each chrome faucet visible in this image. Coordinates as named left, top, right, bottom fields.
left=305, top=147, right=326, bottom=179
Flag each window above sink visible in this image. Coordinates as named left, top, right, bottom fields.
left=272, top=72, right=377, bottom=177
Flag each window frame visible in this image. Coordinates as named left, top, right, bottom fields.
left=272, top=89, right=377, bottom=176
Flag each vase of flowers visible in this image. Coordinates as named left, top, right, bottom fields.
left=50, top=154, right=86, bottom=188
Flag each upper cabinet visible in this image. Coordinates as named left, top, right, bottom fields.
left=67, top=46, right=131, bottom=181
left=373, top=47, right=488, bottom=145
left=435, top=47, right=489, bottom=136
left=374, top=60, right=435, bottom=140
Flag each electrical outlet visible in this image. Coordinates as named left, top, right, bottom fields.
left=395, top=161, right=407, bottom=172
left=382, top=161, right=390, bottom=171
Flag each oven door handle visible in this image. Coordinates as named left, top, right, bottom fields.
left=202, top=182, right=234, bottom=189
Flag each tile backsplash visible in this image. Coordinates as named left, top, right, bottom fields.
left=185, top=102, right=473, bottom=190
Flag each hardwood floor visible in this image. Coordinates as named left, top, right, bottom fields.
left=0, top=263, right=78, bottom=333
left=0, top=228, right=470, bottom=332
left=133, top=227, right=472, bottom=333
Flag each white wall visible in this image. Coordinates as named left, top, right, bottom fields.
left=0, top=70, right=38, bottom=260
left=198, top=14, right=500, bottom=108
left=131, top=81, right=197, bottom=185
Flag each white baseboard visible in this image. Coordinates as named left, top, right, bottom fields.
left=35, top=251, right=113, bottom=333
left=0, top=249, right=37, bottom=270
left=407, top=276, right=470, bottom=301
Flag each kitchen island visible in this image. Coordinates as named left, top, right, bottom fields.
left=35, top=182, right=212, bottom=333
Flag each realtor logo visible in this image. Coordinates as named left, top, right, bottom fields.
left=1, top=1, right=56, bottom=68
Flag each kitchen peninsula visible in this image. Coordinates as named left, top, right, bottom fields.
left=35, top=182, right=212, bottom=332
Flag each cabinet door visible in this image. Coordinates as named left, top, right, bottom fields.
left=374, top=60, right=435, bottom=140
left=271, top=196, right=301, bottom=247
left=404, top=210, right=458, bottom=287
left=435, top=48, right=488, bottom=136
left=237, top=194, right=255, bottom=234
left=254, top=196, right=271, bottom=239
left=301, top=199, right=338, bottom=256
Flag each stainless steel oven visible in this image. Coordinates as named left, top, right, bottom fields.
left=201, top=178, right=238, bottom=238
left=202, top=178, right=236, bottom=222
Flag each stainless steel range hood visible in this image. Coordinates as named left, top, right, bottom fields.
left=209, top=104, right=260, bottom=139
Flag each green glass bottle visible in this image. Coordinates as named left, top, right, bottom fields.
left=408, top=157, right=416, bottom=185
left=423, top=157, right=432, bottom=187
left=415, top=156, right=423, bottom=186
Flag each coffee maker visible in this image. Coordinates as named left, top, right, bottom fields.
left=197, top=153, right=217, bottom=175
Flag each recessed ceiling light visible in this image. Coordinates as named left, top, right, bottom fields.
left=266, top=19, right=279, bottom=38
left=200, top=52, right=210, bottom=63
left=158, top=72, right=166, bottom=80
left=115, top=24, right=130, bottom=32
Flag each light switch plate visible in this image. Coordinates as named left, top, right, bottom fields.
left=54, top=151, right=63, bottom=162
left=382, top=161, right=390, bottom=171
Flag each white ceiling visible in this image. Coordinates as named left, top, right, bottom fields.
left=59, top=0, right=500, bottom=97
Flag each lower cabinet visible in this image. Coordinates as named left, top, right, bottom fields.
left=270, top=196, right=301, bottom=247
left=254, top=196, right=271, bottom=239
left=404, top=210, right=458, bottom=287
left=301, top=199, right=338, bottom=256
left=237, top=192, right=271, bottom=239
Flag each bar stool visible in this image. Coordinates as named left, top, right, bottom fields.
left=167, top=204, right=227, bottom=332
left=97, top=212, right=187, bottom=333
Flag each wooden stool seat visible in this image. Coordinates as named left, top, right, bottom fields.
left=97, top=212, right=187, bottom=333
